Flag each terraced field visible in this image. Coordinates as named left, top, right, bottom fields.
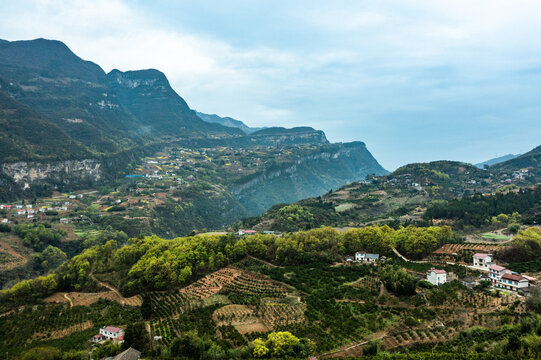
left=214, top=304, right=269, bottom=334
left=148, top=266, right=296, bottom=345
left=432, top=243, right=501, bottom=256
left=45, top=291, right=142, bottom=307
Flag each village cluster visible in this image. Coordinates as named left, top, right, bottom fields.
left=426, top=253, right=536, bottom=294
left=0, top=195, right=83, bottom=224
left=341, top=248, right=536, bottom=295
left=360, top=166, right=534, bottom=195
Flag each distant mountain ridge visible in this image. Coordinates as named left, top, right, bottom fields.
left=195, top=111, right=265, bottom=134
left=492, top=145, right=541, bottom=177
left=475, top=154, right=520, bottom=168
left=0, top=37, right=388, bottom=211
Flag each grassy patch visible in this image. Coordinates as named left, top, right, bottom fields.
left=335, top=203, right=355, bottom=212
left=481, top=233, right=509, bottom=241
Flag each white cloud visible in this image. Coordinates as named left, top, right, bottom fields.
left=2, top=0, right=541, bottom=169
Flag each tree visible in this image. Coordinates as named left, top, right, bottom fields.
left=141, top=294, right=153, bottom=320
left=122, top=322, right=149, bottom=352
left=21, top=347, right=62, bottom=360
left=526, top=288, right=541, bottom=314
left=380, top=266, right=418, bottom=296
left=33, top=245, right=67, bottom=270
left=170, top=331, right=201, bottom=358
left=252, top=331, right=315, bottom=358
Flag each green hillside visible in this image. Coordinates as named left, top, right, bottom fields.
left=493, top=145, right=541, bottom=177
left=0, top=89, right=91, bottom=162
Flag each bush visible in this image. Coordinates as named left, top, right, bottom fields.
left=21, top=346, right=62, bottom=360
left=508, top=223, right=520, bottom=234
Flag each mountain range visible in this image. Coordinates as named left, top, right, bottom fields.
left=475, top=154, right=520, bottom=168
left=195, top=111, right=265, bottom=134
left=0, top=38, right=387, bottom=213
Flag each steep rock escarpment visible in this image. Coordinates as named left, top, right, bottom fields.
left=230, top=142, right=387, bottom=215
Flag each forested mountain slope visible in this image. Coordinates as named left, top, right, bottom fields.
left=493, top=144, right=541, bottom=177
left=0, top=37, right=387, bottom=227
left=475, top=153, right=519, bottom=168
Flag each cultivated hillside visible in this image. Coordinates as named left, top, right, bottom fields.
left=0, top=37, right=388, bottom=227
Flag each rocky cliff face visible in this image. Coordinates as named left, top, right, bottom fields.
left=1, top=159, right=102, bottom=189
left=230, top=142, right=387, bottom=215
left=246, top=127, right=328, bottom=146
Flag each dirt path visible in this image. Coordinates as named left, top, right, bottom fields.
left=93, top=277, right=125, bottom=305
left=247, top=255, right=282, bottom=268
left=392, top=248, right=430, bottom=264
left=392, top=247, right=487, bottom=272
left=63, top=293, right=73, bottom=308
left=318, top=332, right=388, bottom=358
left=89, top=266, right=125, bottom=305
left=0, top=238, right=30, bottom=270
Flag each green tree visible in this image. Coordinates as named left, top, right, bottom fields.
left=122, top=322, right=149, bottom=352
left=141, top=294, right=152, bottom=320
left=21, top=346, right=62, bottom=360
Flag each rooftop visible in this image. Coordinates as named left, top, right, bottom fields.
left=429, top=269, right=446, bottom=274
left=502, top=273, right=525, bottom=282
left=114, top=347, right=141, bottom=360
left=103, top=326, right=122, bottom=333
left=489, top=264, right=506, bottom=271
left=473, top=253, right=491, bottom=258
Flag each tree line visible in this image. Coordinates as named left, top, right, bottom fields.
left=0, top=225, right=453, bottom=305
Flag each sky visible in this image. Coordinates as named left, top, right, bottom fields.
left=1, top=0, right=541, bottom=170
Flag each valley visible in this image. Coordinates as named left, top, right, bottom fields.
left=1, top=36, right=541, bottom=360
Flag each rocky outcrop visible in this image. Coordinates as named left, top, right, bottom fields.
left=230, top=142, right=387, bottom=215
left=1, top=159, right=102, bottom=189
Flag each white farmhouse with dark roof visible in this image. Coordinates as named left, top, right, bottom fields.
left=499, top=273, right=529, bottom=291
left=355, top=251, right=380, bottom=263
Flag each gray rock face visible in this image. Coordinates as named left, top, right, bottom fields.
left=230, top=142, right=388, bottom=215
left=1, top=159, right=102, bottom=189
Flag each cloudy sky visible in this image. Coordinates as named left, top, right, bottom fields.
left=2, top=0, right=541, bottom=170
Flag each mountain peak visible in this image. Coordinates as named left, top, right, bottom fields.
left=107, top=69, right=170, bottom=89
left=0, top=38, right=105, bottom=82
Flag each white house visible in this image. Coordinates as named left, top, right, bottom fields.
left=473, top=253, right=492, bottom=269
left=98, top=326, right=124, bottom=342
left=355, top=252, right=380, bottom=263
left=17, top=210, right=25, bottom=216
left=238, top=229, right=257, bottom=236
left=499, top=273, right=529, bottom=291
left=92, top=334, right=106, bottom=343
left=2, top=218, right=9, bottom=224
left=427, top=269, right=447, bottom=286
left=489, top=264, right=511, bottom=285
